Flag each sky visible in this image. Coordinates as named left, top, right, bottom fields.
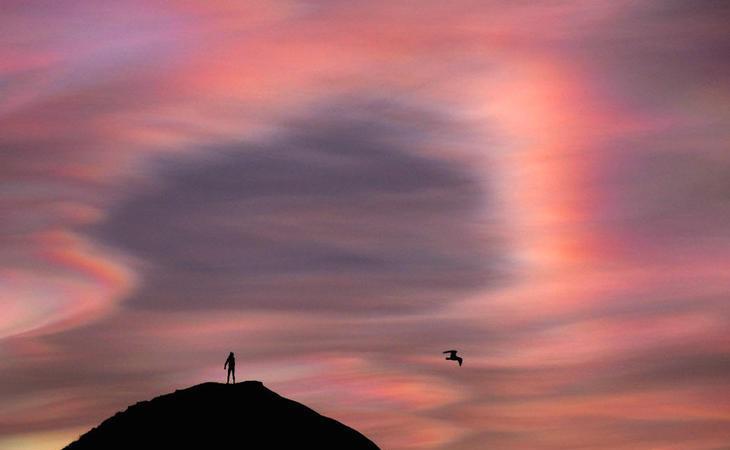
left=1, top=1, right=730, bottom=449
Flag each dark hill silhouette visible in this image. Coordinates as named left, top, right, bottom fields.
left=63, top=381, right=380, bottom=450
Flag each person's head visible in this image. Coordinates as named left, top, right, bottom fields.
left=229, top=352, right=234, bottom=357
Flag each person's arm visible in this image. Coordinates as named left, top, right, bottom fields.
left=224, top=359, right=228, bottom=370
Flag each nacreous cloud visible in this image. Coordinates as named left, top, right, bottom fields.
left=95, top=100, right=503, bottom=313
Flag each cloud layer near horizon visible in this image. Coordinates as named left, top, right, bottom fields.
left=2, top=2, right=730, bottom=450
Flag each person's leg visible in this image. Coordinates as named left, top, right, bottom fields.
left=227, top=369, right=231, bottom=384
left=232, top=369, right=235, bottom=384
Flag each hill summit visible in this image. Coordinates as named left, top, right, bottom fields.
left=63, top=381, right=380, bottom=450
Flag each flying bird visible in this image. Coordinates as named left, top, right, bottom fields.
left=443, top=350, right=463, bottom=366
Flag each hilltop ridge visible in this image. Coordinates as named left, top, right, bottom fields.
left=63, top=381, right=380, bottom=450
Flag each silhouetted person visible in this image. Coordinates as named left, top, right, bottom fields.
left=224, top=352, right=236, bottom=384
left=443, top=350, right=462, bottom=366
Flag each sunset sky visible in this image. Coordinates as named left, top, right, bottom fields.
left=2, top=1, right=730, bottom=449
